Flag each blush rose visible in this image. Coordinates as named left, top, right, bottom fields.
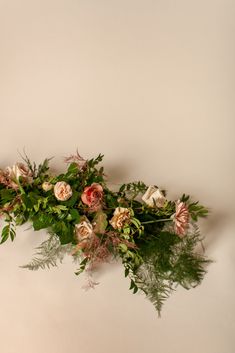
left=81, top=183, right=103, bottom=210
left=5, top=163, right=33, bottom=183
left=54, top=181, right=73, bottom=201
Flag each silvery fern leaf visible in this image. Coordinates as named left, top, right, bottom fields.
left=20, top=234, right=73, bottom=271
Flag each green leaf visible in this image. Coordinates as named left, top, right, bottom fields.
left=180, top=194, right=190, bottom=202
left=131, top=218, right=141, bottom=228
left=129, top=279, right=136, bottom=290
left=15, top=215, right=27, bottom=226
left=21, top=194, right=31, bottom=209
left=0, top=189, right=16, bottom=204
left=60, top=191, right=79, bottom=207
left=52, top=221, right=74, bottom=245
left=129, top=279, right=138, bottom=294
left=37, top=158, right=52, bottom=177
left=70, top=209, right=80, bottom=222
left=10, top=228, right=16, bottom=241
left=119, top=184, right=125, bottom=193
left=93, top=211, right=108, bottom=234
left=75, top=257, right=89, bottom=275
left=119, top=243, right=128, bottom=252
left=87, top=154, right=104, bottom=168
left=33, top=214, right=53, bottom=231
left=48, top=205, right=68, bottom=215
left=1, top=225, right=10, bottom=244
left=67, top=163, right=79, bottom=174
left=133, top=285, right=138, bottom=294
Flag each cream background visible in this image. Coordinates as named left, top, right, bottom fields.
left=0, top=1, right=235, bottom=352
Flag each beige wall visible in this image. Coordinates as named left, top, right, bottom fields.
left=0, top=1, right=234, bottom=353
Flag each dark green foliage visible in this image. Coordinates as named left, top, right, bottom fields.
left=0, top=189, right=16, bottom=205
left=133, top=228, right=210, bottom=315
left=181, top=194, right=209, bottom=221
left=119, top=181, right=147, bottom=197
left=69, top=209, right=80, bottom=223
left=32, top=213, right=54, bottom=230
left=51, top=221, right=74, bottom=245
left=87, top=154, right=104, bottom=168
left=37, top=158, right=52, bottom=177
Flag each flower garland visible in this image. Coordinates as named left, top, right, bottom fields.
left=0, top=152, right=210, bottom=314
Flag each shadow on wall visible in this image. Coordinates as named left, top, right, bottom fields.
left=105, top=158, right=137, bottom=187
left=200, top=210, right=232, bottom=253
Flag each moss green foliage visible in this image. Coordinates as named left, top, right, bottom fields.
left=0, top=153, right=210, bottom=314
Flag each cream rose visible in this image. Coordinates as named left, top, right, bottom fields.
left=110, top=207, right=131, bottom=230
left=5, top=163, right=33, bottom=183
left=54, top=181, right=72, bottom=201
left=142, top=186, right=166, bottom=208
left=75, top=221, right=93, bottom=241
left=42, top=182, right=53, bottom=192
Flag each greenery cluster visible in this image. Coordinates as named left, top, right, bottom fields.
left=0, top=153, right=210, bottom=314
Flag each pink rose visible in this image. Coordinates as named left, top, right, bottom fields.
left=81, top=183, right=103, bottom=210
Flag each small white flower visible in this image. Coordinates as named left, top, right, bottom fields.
left=142, top=186, right=166, bottom=208
left=42, top=182, right=53, bottom=192
left=54, top=181, right=72, bottom=201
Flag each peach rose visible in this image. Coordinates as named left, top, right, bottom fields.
left=74, top=220, right=94, bottom=251
left=75, top=221, right=93, bottom=241
left=110, top=207, right=131, bottom=230
left=54, top=181, right=73, bottom=201
left=81, top=183, right=103, bottom=210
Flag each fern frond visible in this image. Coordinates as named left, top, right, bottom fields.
left=21, top=234, right=72, bottom=271
left=135, top=262, right=173, bottom=316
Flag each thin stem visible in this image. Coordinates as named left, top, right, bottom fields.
left=142, top=218, right=172, bottom=224
left=16, top=180, right=25, bottom=195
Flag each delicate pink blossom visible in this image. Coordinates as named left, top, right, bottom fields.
left=0, top=169, right=18, bottom=190
left=64, top=150, right=87, bottom=170
left=173, top=201, right=189, bottom=237
left=81, top=183, right=103, bottom=210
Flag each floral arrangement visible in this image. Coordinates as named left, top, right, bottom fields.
left=0, top=152, right=210, bottom=314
